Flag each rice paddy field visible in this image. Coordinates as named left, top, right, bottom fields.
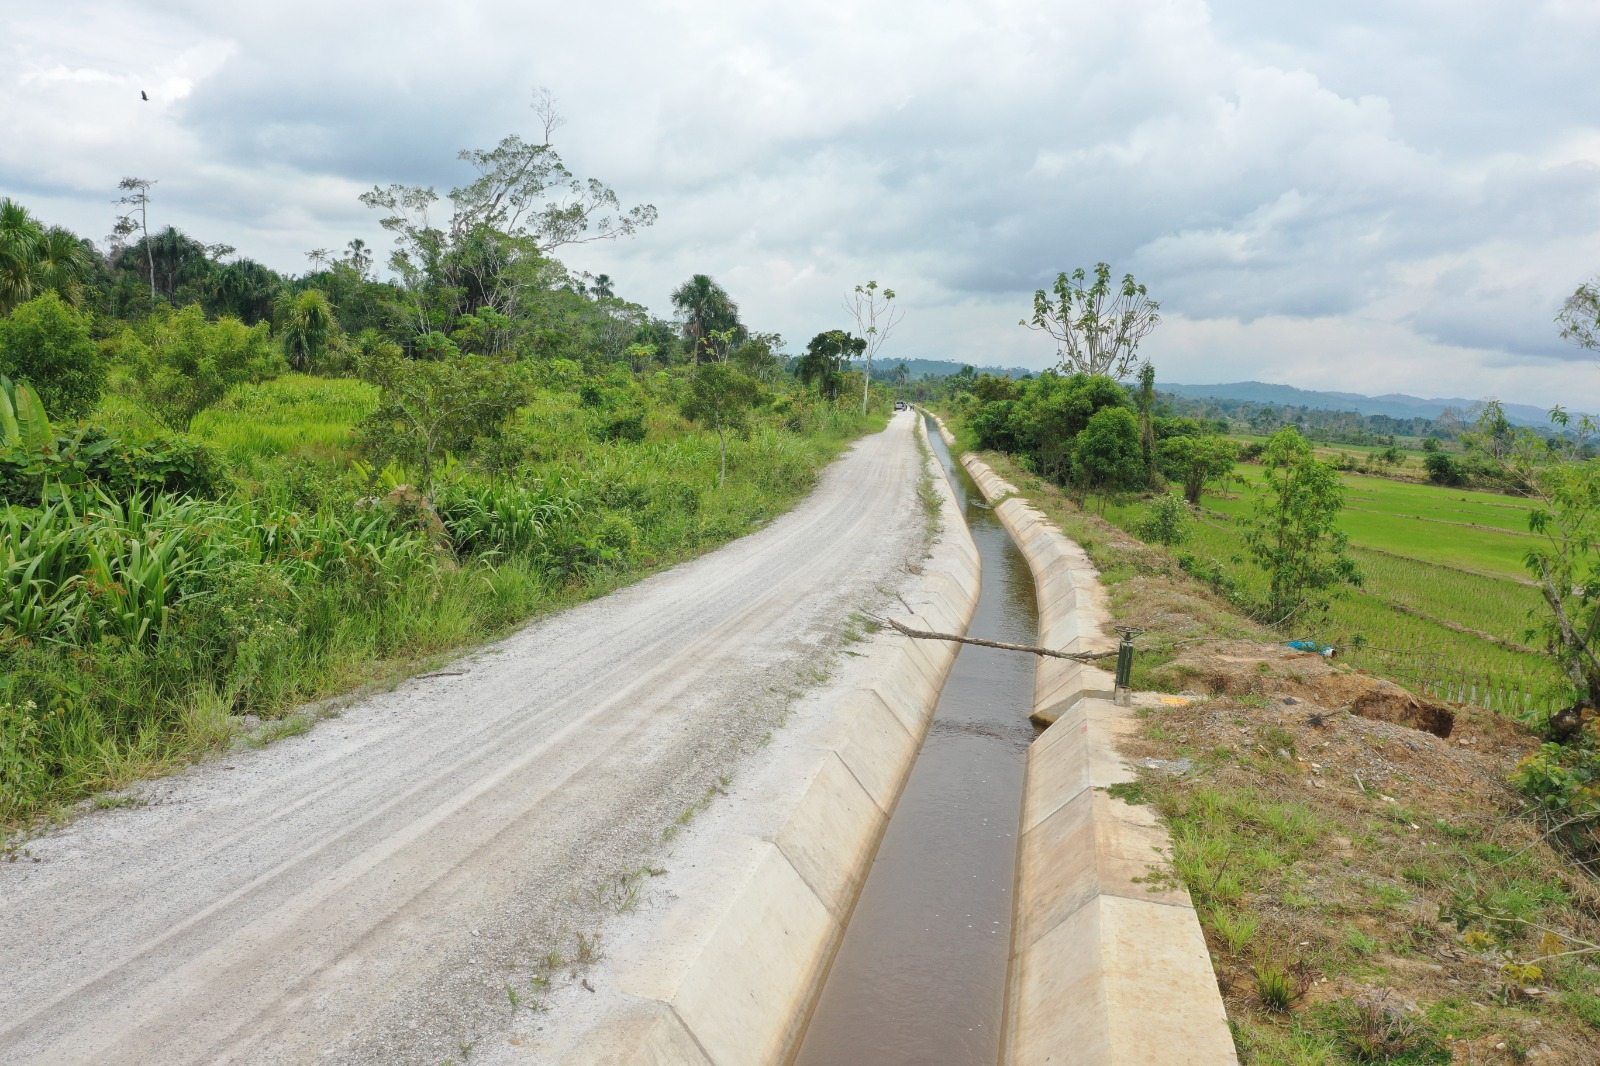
left=1102, top=466, right=1565, bottom=721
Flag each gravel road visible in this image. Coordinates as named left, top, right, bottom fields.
left=0, top=412, right=929, bottom=1066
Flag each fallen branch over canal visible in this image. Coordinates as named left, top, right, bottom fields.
left=877, top=615, right=1117, bottom=663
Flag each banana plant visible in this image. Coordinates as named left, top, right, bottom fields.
left=0, top=375, right=53, bottom=454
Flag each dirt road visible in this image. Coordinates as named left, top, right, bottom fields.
left=0, top=413, right=928, bottom=1066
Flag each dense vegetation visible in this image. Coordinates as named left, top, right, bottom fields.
left=0, top=126, right=895, bottom=824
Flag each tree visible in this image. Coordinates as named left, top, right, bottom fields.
left=1242, top=428, right=1360, bottom=623
left=136, top=226, right=212, bottom=300
left=355, top=339, right=530, bottom=487
left=1557, top=278, right=1599, bottom=353
left=844, top=280, right=903, bottom=414
left=681, top=362, right=760, bottom=485
left=119, top=305, right=283, bottom=429
left=1023, top=263, right=1159, bottom=378
left=279, top=289, right=338, bottom=371
left=210, top=259, right=283, bottom=325
left=733, top=331, right=784, bottom=384
left=0, top=199, right=94, bottom=314
left=343, top=238, right=373, bottom=278
left=1424, top=450, right=1466, bottom=486
left=1464, top=403, right=1600, bottom=717
left=796, top=330, right=862, bottom=400
left=113, top=177, right=157, bottom=301
left=1072, top=406, right=1144, bottom=496
left=0, top=292, right=105, bottom=418
left=1159, top=434, right=1237, bottom=505
left=359, top=91, right=655, bottom=335
left=890, top=361, right=910, bottom=402
left=1134, top=361, right=1160, bottom=486
left=670, top=274, right=742, bottom=362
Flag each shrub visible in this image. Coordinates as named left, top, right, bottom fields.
left=1073, top=406, right=1145, bottom=494
left=118, top=305, right=284, bottom=429
left=1423, top=451, right=1466, bottom=486
left=1137, top=494, right=1191, bottom=546
left=0, top=292, right=105, bottom=418
left=0, top=425, right=227, bottom=505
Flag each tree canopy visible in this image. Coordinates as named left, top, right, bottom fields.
left=1023, top=263, right=1159, bottom=379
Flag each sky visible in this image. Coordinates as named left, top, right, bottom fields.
left=4, top=0, right=1599, bottom=409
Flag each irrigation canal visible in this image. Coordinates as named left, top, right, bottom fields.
left=792, top=416, right=1041, bottom=1065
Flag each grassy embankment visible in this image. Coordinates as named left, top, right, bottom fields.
left=963, top=441, right=1600, bottom=1064
left=1, top=374, right=885, bottom=831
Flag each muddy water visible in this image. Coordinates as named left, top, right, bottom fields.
left=792, top=417, right=1039, bottom=1066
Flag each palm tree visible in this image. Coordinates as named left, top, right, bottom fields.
left=212, top=259, right=282, bottom=324
left=0, top=198, right=94, bottom=314
left=591, top=273, right=614, bottom=299
left=671, top=274, right=742, bottom=362
left=344, top=238, right=372, bottom=277
left=280, top=289, right=337, bottom=371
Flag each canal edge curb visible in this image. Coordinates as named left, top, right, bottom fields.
left=956, top=441, right=1239, bottom=1066
left=556, top=415, right=983, bottom=1066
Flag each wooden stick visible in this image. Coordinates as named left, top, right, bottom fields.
left=876, top=616, right=1116, bottom=663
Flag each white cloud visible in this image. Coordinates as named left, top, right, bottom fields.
left=3, top=0, right=1599, bottom=408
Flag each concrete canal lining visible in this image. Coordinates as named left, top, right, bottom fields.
left=791, top=413, right=1042, bottom=1065
left=957, top=445, right=1239, bottom=1066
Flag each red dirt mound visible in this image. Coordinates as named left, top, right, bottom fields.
left=1154, top=640, right=1456, bottom=738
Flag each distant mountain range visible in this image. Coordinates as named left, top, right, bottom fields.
left=1157, top=381, right=1558, bottom=428
left=861, top=357, right=1033, bottom=380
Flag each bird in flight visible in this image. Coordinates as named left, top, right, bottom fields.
left=141, top=90, right=149, bottom=101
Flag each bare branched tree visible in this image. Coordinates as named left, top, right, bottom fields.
left=1023, top=263, right=1160, bottom=379
left=1558, top=278, right=1600, bottom=353
left=844, top=280, right=903, bottom=414
left=112, top=177, right=157, bottom=300
left=532, top=86, right=566, bottom=148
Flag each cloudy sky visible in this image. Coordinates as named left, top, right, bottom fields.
left=5, top=0, right=1600, bottom=408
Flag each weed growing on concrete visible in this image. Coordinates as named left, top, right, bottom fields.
left=661, top=779, right=728, bottom=840
left=575, top=931, right=601, bottom=965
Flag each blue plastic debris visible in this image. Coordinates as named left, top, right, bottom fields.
left=1285, top=640, right=1337, bottom=658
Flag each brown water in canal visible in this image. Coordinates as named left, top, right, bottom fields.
left=792, top=416, right=1039, bottom=1066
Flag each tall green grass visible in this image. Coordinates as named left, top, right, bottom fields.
left=2, top=384, right=885, bottom=825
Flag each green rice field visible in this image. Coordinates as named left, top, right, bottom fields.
left=1103, top=466, right=1566, bottom=721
